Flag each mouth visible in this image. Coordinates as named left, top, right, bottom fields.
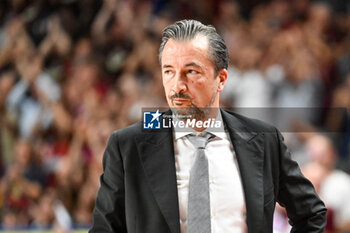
left=172, top=98, right=191, bottom=106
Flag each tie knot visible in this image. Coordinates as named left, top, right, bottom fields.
left=187, top=132, right=213, bottom=149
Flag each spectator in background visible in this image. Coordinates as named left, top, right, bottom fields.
left=303, top=134, right=350, bottom=232
left=0, top=140, right=43, bottom=229
left=0, top=70, right=16, bottom=171
left=6, top=53, right=61, bottom=139
left=324, top=73, right=350, bottom=170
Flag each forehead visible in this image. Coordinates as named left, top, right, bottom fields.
left=161, top=36, right=210, bottom=66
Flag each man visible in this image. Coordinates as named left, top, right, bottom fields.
left=90, top=19, right=327, bottom=233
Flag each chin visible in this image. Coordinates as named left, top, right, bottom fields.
left=172, top=107, right=190, bottom=116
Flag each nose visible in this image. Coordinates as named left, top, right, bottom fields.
left=172, top=73, right=187, bottom=94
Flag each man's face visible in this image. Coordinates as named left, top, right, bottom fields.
left=161, top=36, right=227, bottom=118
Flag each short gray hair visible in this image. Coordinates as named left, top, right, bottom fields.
left=159, top=19, right=228, bottom=74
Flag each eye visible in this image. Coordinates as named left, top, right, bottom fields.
left=164, top=70, right=174, bottom=76
left=187, top=69, right=199, bottom=75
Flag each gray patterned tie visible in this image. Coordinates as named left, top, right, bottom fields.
left=187, top=132, right=214, bottom=233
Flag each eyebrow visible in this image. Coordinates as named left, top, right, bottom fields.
left=162, top=65, right=173, bottom=69
left=185, top=62, right=201, bottom=68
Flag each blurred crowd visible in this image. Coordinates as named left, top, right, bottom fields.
left=0, top=0, right=350, bottom=232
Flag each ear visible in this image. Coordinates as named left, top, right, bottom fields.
left=216, top=69, right=228, bottom=92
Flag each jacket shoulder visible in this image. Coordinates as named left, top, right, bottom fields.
left=109, top=121, right=143, bottom=143
left=222, top=109, right=278, bottom=134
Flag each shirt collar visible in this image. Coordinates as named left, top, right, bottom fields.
left=173, top=109, right=227, bottom=140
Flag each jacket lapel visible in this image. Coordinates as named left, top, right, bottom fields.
left=136, top=110, right=180, bottom=233
left=221, top=109, right=265, bottom=233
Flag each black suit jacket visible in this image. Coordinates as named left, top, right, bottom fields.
left=90, top=109, right=327, bottom=233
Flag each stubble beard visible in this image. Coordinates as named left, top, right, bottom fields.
left=171, top=90, right=217, bottom=122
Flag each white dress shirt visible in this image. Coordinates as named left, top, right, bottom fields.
left=173, top=111, right=247, bottom=233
